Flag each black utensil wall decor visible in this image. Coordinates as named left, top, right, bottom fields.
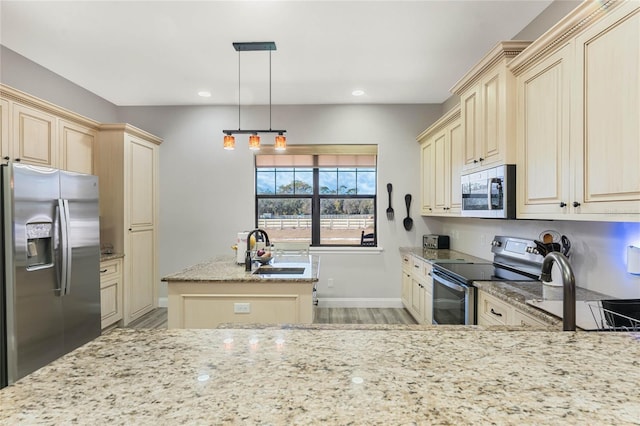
left=386, top=183, right=394, bottom=220
left=403, top=194, right=413, bottom=231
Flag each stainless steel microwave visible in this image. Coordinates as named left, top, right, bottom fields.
left=461, top=164, right=516, bottom=219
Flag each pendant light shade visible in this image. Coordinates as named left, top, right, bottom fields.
left=249, top=134, right=261, bottom=150
left=223, top=134, right=235, bottom=150
left=223, top=41, right=287, bottom=150
left=274, top=134, right=286, bottom=151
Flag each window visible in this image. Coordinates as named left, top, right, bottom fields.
left=255, top=146, right=377, bottom=246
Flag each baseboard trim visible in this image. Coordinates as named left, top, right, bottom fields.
left=317, top=298, right=403, bottom=308
left=158, top=297, right=168, bottom=308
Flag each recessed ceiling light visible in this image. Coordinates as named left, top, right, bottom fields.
left=352, top=90, right=365, bottom=97
left=198, top=91, right=212, bottom=98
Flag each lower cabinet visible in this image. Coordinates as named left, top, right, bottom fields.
left=401, top=254, right=433, bottom=325
left=167, top=281, right=314, bottom=329
left=127, top=228, right=156, bottom=322
left=100, top=258, right=124, bottom=329
left=477, top=289, right=547, bottom=327
left=422, top=272, right=433, bottom=325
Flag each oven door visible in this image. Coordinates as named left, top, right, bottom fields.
left=432, top=269, right=475, bottom=325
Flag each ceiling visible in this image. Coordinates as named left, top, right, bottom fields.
left=0, top=1, right=553, bottom=106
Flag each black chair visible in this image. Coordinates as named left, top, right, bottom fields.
left=360, top=230, right=375, bottom=246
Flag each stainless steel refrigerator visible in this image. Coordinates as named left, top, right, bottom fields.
left=1, top=163, right=101, bottom=388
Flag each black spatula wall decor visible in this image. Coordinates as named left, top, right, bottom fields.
left=403, top=194, right=413, bottom=231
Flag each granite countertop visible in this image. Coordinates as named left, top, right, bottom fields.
left=162, top=255, right=320, bottom=283
left=1, top=327, right=639, bottom=425
left=400, top=246, right=488, bottom=263
left=100, top=252, right=124, bottom=261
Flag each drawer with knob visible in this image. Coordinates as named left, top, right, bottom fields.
left=477, top=290, right=513, bottom=326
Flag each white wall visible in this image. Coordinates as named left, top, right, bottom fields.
left=425, top=217, right=640, bottom=299
left=0, top=45, right=118, bottom=123
left=118, top=103, right=442, bottom=305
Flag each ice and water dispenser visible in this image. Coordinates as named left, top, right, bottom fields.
left=25, top=222, right=53, bottom=270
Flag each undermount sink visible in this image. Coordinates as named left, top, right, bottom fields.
left=253, top=266, right=306, bottom=275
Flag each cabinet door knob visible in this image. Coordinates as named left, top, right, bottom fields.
left=473, top=159, right=479, bottom=164
left=559, top=202, right=567, bottom=208
left=478, top=157, right=484, bottom=162
left=100, top=269, right=108, bottom=273
left=572, top=201, right=581, bottom=208
left=14, top=158, right=21, bottom=162
left=490, top=308, right=503, bottom=317
left=128, top=228, right=132, bottom=231
left=3, top=156, right=9, bottom=161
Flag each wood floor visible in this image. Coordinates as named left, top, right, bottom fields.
left=125, top=307, right=417, bottom=329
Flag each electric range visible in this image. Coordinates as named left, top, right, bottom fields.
left=430, top=236, right=543, bottom=325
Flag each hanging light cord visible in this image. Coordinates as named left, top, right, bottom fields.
left=269, top=49, right=272, bottom=131
left=223, top=42, right=285, bottom=140
left=238, top=49, right=241, bottom=131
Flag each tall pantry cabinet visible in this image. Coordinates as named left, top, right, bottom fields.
left=96, top=124, right=162, bottom=325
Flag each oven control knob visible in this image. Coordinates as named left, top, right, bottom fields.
left=491, top=240, right=502, bottom=247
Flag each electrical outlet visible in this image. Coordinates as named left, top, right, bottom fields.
left=327, top=278, right=334, bottom=288
left=234, top=303, right=251, bottom=314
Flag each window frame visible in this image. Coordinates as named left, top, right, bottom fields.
left=255, top=154, right=377, bottom=247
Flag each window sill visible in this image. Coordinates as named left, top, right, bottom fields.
left=310, top=246, right=384, bottom=255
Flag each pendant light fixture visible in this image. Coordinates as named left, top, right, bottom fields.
left=223, top=41, right=286, bottom=151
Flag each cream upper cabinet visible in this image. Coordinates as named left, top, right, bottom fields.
left=419, top=138, right=434, bottom=215
left=511, top=0, right=639, bottom=221
left=515, top=43, right=573, bottom=218
left=12, top=102, right=58, bottom=167
left=59, top=119, right=97, bottom=174
left=1, top=84, right=100, bottom=171
left=452, top=41, right=530, bottom=173
left=127, top=136, right=156, bottom=228
left=97, top=124, right=162, bottom=325
left=417, top=106, right=462, bottom=216
left=0, top=98, right=8, bottom=161
left=447, top=118, right=464, bottom=214
left=572, top=2, right=639, bottom=218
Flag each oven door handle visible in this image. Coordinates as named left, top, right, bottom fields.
left=432, top=271, right=469, bottom=292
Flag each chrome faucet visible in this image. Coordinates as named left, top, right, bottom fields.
left=245, top=229, right=270, bottom=271
left=540, top=252, right=576, bottom=331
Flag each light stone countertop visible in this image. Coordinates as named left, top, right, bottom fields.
left=99, top=252, right=124, bottom=262
left=1, top=327, right=639, bottom=425
left=400, top=246, right=488, bottom=263
left=161, top=255, right=320, bottom=283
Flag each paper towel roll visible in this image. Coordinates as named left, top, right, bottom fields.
left=628, top=245, right=640, bottom=274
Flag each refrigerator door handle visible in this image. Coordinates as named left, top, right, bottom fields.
left=54, top=202, right=63, bottom=295
left=62, top=199, right=72, bottom=295
left=58, top=199, right=71, bottom=296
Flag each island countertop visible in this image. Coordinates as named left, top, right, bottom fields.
left=1, top=327, right=639, bottom=425
left=162, top=255, right=320, bottom=283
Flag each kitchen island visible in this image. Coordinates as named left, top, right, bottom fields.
left=1, top=326, right=639, bottom=424
left=162, top=255, right=319, bottom=328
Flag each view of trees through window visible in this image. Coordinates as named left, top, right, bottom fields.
left=256, top=164, right=376, bottom=246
